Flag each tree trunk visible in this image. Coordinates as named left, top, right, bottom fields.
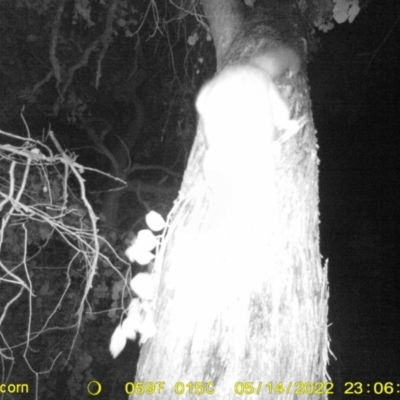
left=132, top=0, right=329, bottom=398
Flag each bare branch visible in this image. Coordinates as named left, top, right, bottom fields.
left=49, top=0, right=66, bottom=86
left=54, top=38, right=101, bottom=114
left=96, top=0, right=120, bottom=89
left=0, top=128, right=129, bottom=391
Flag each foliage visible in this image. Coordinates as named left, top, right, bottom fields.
left=0, top=128, right=134, bottom=399
left=0, top=0, right=208, bottom=234
left=0, top=0, right=207, bottom=168
left=110, top=211, right=166, bottom=358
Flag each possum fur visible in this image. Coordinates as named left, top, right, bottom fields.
left=196, top=46, right=301, bottom=226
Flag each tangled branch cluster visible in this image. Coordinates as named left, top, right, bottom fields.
left=0, top=129, right=127, bottom=393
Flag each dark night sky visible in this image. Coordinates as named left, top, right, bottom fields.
left=310, top=0, right=400, bottom=388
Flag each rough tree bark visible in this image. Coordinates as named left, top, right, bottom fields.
left=131, top=0, right=329, bottom=399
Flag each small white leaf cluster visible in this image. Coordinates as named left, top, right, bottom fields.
left=316, top=0, right=360, bottom=32
left=109, top=211, right=166, bottom=359
left=109, top=298, right=156, bottom=358
left=333, top=0, right=360, bottom=24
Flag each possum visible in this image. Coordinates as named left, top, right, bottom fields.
left=250, top=46, right=301, bottom=80
left=195, top=46, right=302, bottom=225
left=196, top=45, right=301, bottom=137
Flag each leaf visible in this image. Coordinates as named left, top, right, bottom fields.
left=86, top=313, right=97, bottom=321
left=187, top=32, right=199, bottom=46
left=121, top=314, right=139, bottom=340
left=139, top=312, right=156, bottom=344
left=39, top=223, right=52, bottom=240
left=108, top=304, right=117, bottom=319
left=348, top=1, right=360, bottom=23
left=137, top=229, right=157, bottom=251
left=130, top=273, right=155, bottom=300
left=125, top=243, right=154, bottom=265
left=39, top=281, right=50, bottom=295
left=109, top=325, right=127, bottom=358
left=111, top=280, right=124, bottom=300
left=127, top=298, right=142, bottom=317
left=333, top=0, right=359, bottom=24
left=145, top=211, right=166, bottom=232
left=116, top=18, right=126, bottom=27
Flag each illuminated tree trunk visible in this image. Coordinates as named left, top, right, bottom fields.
left=132, top=0, right=329, bottom=398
